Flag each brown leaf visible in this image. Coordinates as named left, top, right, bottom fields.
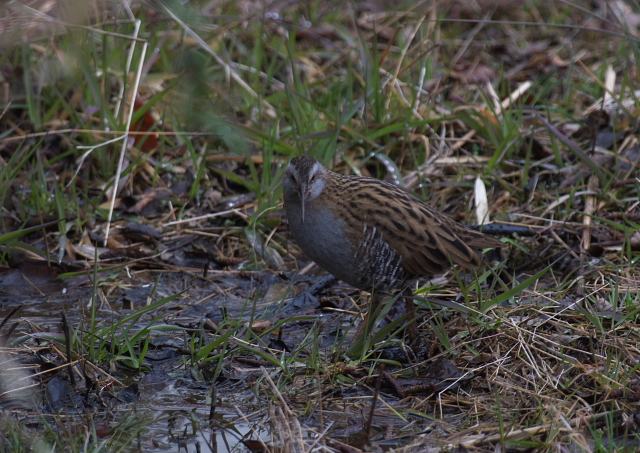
left=119, top=221, right=161, bottom=242
left=129, top=95, right=160, bottom=152
left=125, top=188, right=178, bottom=216
left=99, top=248, right=151, bottom=260
left=452, top=63, right=497, bottom=85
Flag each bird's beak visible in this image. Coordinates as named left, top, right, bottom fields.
left=299, top=182, right=307, bottom=225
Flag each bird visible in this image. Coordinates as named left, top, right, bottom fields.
left=283, top=155, right=502, bottom=292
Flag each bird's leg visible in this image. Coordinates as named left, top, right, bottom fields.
left=347, top=289, right=407, bottom=357
left=403, top=286, right=419, bottom=346
left=351, top=292, right=382, bottom=344
left=349, top=288, right=417, bottom=354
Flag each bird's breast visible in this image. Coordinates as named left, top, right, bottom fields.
left=287, top=200, right=354, bottom=267
left=285, top=197, right=408, bottom=291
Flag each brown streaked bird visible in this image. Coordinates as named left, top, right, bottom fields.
left=283, top=156, right=502, bottom=291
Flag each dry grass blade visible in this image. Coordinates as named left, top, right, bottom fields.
left=260, top=367, right=309, bottom=453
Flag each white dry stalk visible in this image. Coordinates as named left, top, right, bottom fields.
left=105, top=29, right=148, bottom=242
left=474, top=176, right=489, bottom=225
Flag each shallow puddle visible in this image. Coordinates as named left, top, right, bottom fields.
left=0, top=270, right=442, bottom=451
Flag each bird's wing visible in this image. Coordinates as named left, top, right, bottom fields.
left=358, top=181, right=500, bottom=275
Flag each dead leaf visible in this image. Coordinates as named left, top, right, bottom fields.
left=119, top=221, right=161, bottom=242
left=250, top=319, right=274, bottom=334
left=130, top=95, right=160, bottom=152
left=125, top=188, right=178, bottom=216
